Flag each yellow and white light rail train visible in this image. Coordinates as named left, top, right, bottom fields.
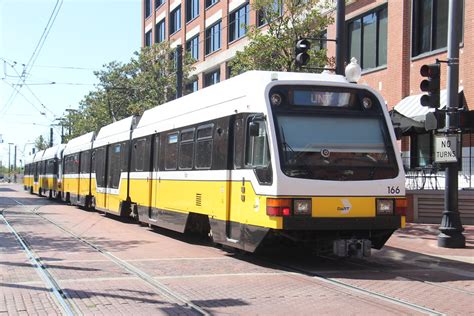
left=24, top=71, right=406, bottom=256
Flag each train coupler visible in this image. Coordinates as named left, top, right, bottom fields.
left=333, top=239, right=371, bottom=258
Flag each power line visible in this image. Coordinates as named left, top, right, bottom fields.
left=33, top=64, right=98, bottom=71
left=12, top=81, right=95, bottom=86
left=1, top=59, right=58, bottom=118
left=1, top=0, right=64, bottom=116
left=0, top=79, right=53, bottom=121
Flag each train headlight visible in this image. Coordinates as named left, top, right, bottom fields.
left=376, top=199, right=394, bottom=215
left=293, top=199, right=312, bottom=216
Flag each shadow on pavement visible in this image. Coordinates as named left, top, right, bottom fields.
left=0, top=281, right=247, bottom=314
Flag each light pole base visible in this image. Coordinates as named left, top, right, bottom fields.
left=437, top=231, right=466, bottom=248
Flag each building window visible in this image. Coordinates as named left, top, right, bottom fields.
left=145, top=0, right=152, bottom=18
left=412, top=0, right=462, bottom=57
left=155, top=19, right=166, bottom=43
left=204, top=69, right=220, bottom=87
left=229, top=3, right=250, bottom=42
left=186, top=0, right=199, bottom=22
left=347, top=5, right=387, bottom=70
left=257, top=0, right=283, bottom=27
left=205, top=0, right=218, bottom=9
left=186, top=35, right=199, bottom=60
left=170, top=6, right=181, bottom=35
left=145, top=30, right=152, bottom=47
left=205, top=21, right=221, bottom=55
left=315, top=31, right=327, bottom=51
left=156, top=0, right=164, bottom=9
left=185, top=79, right=198, bottom=94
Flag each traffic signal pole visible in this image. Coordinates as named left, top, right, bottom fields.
left=335, top=0, right=346, bottom=75
left=438, top=0, right=465, bottom=248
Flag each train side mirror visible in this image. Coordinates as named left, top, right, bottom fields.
left=249, top=122, right=260, bottom=137
left=394, top=127, right=402, bottom=140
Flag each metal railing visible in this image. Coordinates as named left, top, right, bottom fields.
left=402, top=151, right=473, bottom=190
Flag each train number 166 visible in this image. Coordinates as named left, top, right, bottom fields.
left=387, top=186, right=401, bottom=194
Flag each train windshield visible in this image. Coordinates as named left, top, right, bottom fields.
left=270, top=85, right=399, bottom=181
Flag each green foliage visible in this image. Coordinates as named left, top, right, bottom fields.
left=229, top=0, right=335, bottom=75
left=34, top=135, right=49, bottom=151
left=66, top=42, right=195, bottom=140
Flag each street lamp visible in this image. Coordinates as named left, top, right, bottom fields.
left=65, top=108, right=78, bottom=136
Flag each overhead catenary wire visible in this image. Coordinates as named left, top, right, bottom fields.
left=1, top=0, right=64, bottom=117
left=0, top=59, right=58, bottom=118
left=0, top=79, right=54, bottom=121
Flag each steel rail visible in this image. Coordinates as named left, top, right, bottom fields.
left=320, top=254, right=474, bottom=296
left=0, top=208, right=77, bottom=316
left=10, top=198, right=209, bottom=316
left=256, top=255, right=446, bottom=316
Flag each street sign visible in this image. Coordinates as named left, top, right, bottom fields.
left=434, top=135, right=459, bottom=163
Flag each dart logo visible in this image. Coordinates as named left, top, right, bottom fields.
left=337, top=199, right=352, bottom=214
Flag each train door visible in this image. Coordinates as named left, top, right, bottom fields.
left=94, top=146, right=108, bottom=210
left=131, top=137, right=153, bottom=218
left=105, top=143, right=122, bottom=212
left=151, top=135, right=160, bottom=217
left=227, top=115, right=272, bottom=242
left=226, top=116, right=245, bottom=241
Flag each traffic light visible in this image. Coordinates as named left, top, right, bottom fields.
left=420, top=63, right=440, bottom=108
left=295, top=39, right=311, bottom=66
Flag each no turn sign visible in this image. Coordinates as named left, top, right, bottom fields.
left=434, top=135, right=459, bottom=163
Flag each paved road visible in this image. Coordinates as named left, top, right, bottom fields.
left=1, top=183, right=473, bottom=315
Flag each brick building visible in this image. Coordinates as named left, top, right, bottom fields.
left=142, top=0, right=473, bottom=189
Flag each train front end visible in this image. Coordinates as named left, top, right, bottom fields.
left=260, top=79, right=406, bottom=256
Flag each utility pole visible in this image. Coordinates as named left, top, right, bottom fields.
left=50, top=127, right=53, bottom=147
left=335, top=0, right=346, bottom=75
left=438, top=0, right=465, bottom=248
left=8, top=143, right=13, bottom=182
left=14, top=145, right=17, bottom=183
left=175, top=44, right=183, bottom=99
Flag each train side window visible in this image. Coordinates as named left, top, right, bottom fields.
left=234, top=118, right=244, bottom=168
left=133, top=138, right=146, bottom=171
left=34, top=162, right=39, bottom=182
left=54, top=159, right=59, bottom=175
left=165, top=132, right=179, bottom=170
left=195, top=124, right=213, bottom=169
left=91, top=150, right=96, bottom=173
left=73, top=153, right=80, bottom=174
left=179, top=128, right=195, bottom=170
left=80, top=151, right=91, bottom=174
left=95, top=147, right=106, bottom=188
left=107, top=143, right=121, bottom=189
left=46, top=159, right=54, bottom=174
left=121, top=141, right=130, bottom=172
left=245, top=119, right=270, bottom=167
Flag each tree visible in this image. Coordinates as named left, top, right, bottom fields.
left=229, top=0, right=335, bottom=75
left=66, top=42, right=195, bottom=140
left=34, top=135, right=49, bottom=151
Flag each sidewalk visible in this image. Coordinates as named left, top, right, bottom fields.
left=385, top=223, right=474, bottom=264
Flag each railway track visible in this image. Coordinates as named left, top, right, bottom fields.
left=268, top=260, right=445, bottom=316
left=1, top=197, right=210, bottom=316
left=1, top=193, right=466, bottom=315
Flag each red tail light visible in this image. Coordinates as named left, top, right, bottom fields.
left=266, top=198, right=292, bottom=216
left=395, top=198, right=407, bottom=216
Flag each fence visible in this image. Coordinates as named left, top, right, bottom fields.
left=402, top=149, right=473, bottom=190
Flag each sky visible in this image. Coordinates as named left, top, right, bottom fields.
left=0, top=0, right=140, bottom=169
